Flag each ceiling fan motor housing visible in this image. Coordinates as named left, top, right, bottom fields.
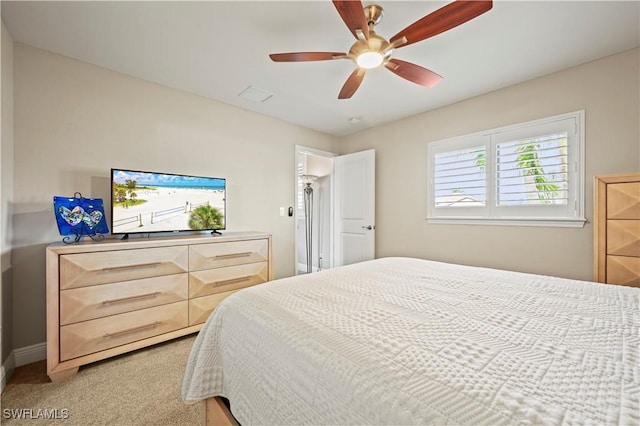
left=349, top=32, right=392, bottom=64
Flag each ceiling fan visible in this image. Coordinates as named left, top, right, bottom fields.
left=269, top=0, right=493, bottom=99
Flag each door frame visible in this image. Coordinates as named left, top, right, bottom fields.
left=294, top=145, right=337, bottom=275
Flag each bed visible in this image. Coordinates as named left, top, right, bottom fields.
left=182, top=257, right=640, bottom=425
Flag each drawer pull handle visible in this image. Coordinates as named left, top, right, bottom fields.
left=101, top=262, right=161, bottom=272
left=103, top=321, right=161, bottom=338
left=212, top=276, right=252, bottom=287
left=212, top=252, right=253, bottom=260
left=102, top=292, right=162, bottom=305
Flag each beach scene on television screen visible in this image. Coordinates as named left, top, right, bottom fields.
left=112, top=170, right=225, bottom=234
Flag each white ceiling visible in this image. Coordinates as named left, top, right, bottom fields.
left=2, top=1, right=639, bottom=136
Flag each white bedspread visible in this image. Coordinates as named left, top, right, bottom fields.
left=182, top=257, right=640, bottom=425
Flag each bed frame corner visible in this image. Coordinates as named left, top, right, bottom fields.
left=205, top=397, right=237, bottom=426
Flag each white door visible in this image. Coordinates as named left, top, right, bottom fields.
left=333, top=149, right=375, bottom=266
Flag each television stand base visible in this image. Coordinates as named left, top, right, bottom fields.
left=211, top=230, right=222, bottom=236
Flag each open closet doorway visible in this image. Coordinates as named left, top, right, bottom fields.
left=295, top=146, right=376, bottom=276
left=295, top=146, right=336, bottom=275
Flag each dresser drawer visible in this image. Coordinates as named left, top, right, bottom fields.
left=60, top=273, right=188, bottom=325
left=60, top=301, right=188, bottom=361
left=607, top=182, right=640, bottom=219
left=607, top=255, right=640, bottom=287
left=606, top=220, right=640, bottom=256
left=189, top=239, right=269, bottom=271
left=189, top=290, right=239, bottom=326
left=189, top=262, right=268, bottom=298
left=60, top=246, right=189, bottom=289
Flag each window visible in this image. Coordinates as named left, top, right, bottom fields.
left=427, top=111, right=585, bottom=227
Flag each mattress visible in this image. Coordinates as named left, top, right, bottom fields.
left=182, top=257, right=640, bottom=425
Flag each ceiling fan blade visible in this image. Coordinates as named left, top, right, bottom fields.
left=270, top=52, right=347, bottom=62
left=385, top=59, right=443, bottom=88
left=338, top=68, right=366, bottom=99
left=390, top=0, right=492, bottom=48
left=333, top=0, right=369, bottom=40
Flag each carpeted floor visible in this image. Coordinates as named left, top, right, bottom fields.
left=1, top=335, right=204, bottom=425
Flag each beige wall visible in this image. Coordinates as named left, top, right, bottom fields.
left=12, top=43, right=336, bottom=348
left=1, top=20, right=15, bottom=368
left=338, top=48, right=640, bottom=281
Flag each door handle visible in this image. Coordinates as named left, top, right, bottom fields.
left=362, top=225, right=374, bottom=230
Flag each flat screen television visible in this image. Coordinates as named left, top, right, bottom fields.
left=110, top=168, right=226, bottom=236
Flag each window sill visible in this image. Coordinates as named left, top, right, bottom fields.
left=426, top=217, right=587, bottom=228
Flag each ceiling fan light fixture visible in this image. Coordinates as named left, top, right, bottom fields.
left=356, top=51, right=384, bottom=69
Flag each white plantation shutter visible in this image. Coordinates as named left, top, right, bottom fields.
left=427, top=111, right=585, bottom=227
left=434, top=146, right=486, bottom=207
left=428, top=134, right=489, bottom=218
left=495, top=134, right=568, bottom=206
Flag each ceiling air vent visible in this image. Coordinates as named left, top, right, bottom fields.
left=238, top=86, right=274, bottom=103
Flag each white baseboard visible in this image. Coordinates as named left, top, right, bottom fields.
left=1, top=352, right=15, bottom=393
left=0, top=342, right=46, bottom=393
left=14, top=342, right=46, bottom=367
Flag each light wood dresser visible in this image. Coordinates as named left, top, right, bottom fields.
left=594, top=172, right=640, bottom=287
left=46, top=231, right=272, bottom=381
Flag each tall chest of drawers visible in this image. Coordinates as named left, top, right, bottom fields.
left=46, top=232, right=272, bottom=381
left=594, top=173, right=640, bottom=287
